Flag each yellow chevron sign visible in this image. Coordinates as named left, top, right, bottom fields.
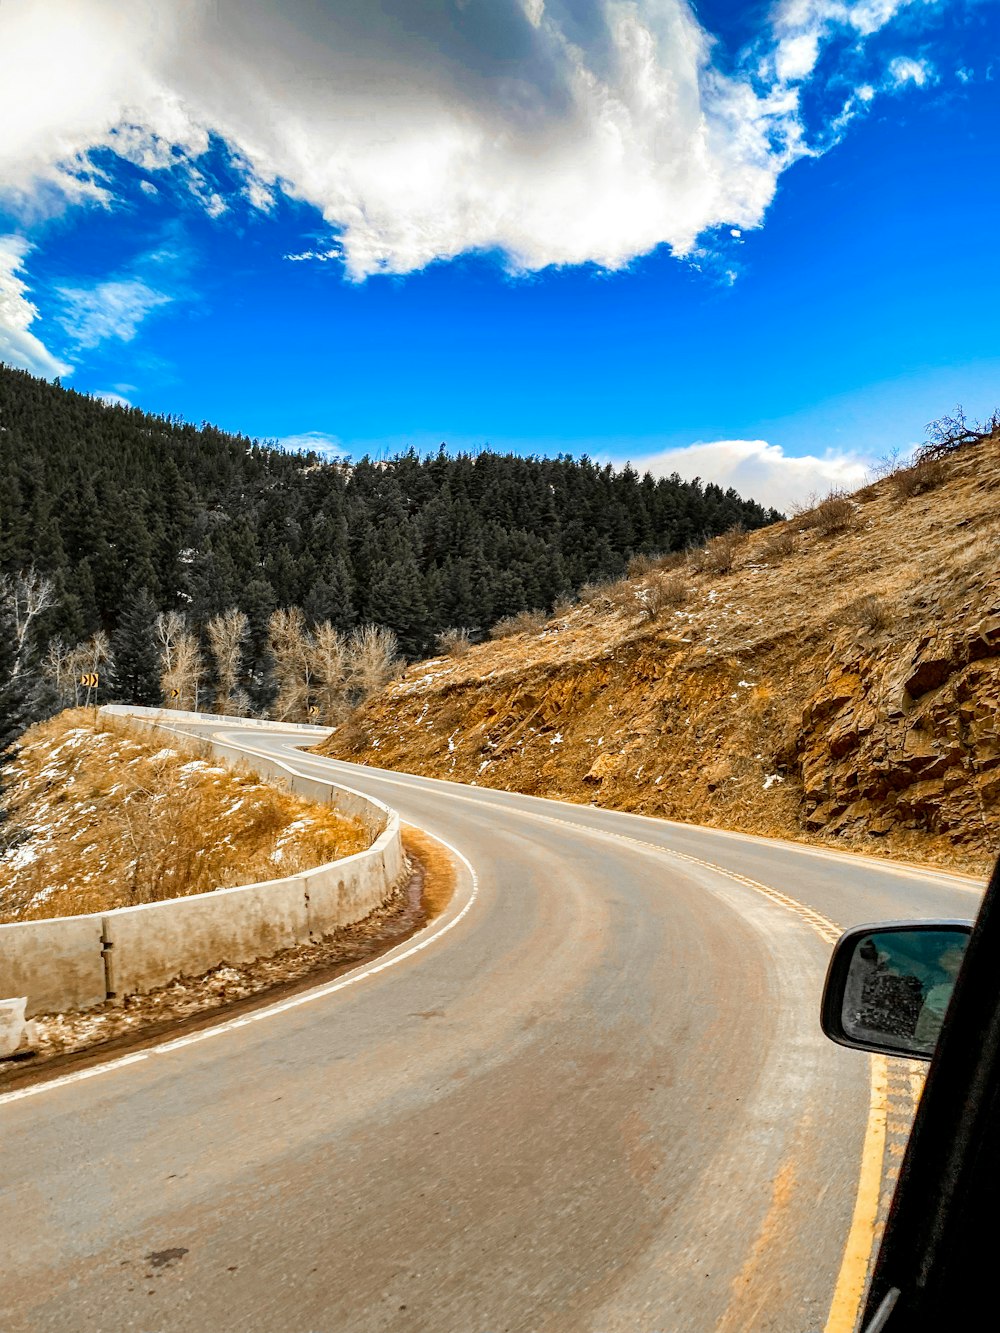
left=78, top=673, right=99, bottom=688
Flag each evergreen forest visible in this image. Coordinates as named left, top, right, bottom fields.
left=0, top=362, right=781, bottom=723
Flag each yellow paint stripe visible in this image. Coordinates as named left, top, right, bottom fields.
left=824, top=1054, right=889, bottom=1333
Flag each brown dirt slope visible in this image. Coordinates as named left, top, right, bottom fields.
left=0, top=710, right=367, bottom=921
left=318, top=436, right=1000, bottom=877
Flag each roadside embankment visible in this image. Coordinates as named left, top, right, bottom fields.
left=317, top=436, right=1000, bottom=876
left=0, top=825, right=454, bottom=1090
left=0, top=710, right=409, bottom=1019
left=0, top=709, right=365, bottom=922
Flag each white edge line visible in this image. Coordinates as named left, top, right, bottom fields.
left=0, top=833, right=479, bottom=1108
left=281, top=747, right=983, bottom=892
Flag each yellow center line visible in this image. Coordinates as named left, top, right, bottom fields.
left=824, top=1055, right=889, bottom=1333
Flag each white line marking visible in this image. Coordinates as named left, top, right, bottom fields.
left=283, top=748, right=983, bottom=892
left=0, top=833, right=479, bottom=1107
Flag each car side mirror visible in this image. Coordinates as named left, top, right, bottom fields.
left=821, top=921, right=973, bottom=1061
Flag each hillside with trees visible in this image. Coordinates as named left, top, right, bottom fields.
left=316, top=428, right=1000, bottom=875
left=0, top=362, right=780, bottom=739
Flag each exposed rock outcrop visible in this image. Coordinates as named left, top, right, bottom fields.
left=319, top=436, right=1000, bottom=877
left=798, top=614, right=1000, bottom=845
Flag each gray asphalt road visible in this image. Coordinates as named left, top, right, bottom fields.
left=0, top=724, right=982, bottom=1333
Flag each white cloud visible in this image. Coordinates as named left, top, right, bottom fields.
left=630, top=438, right=870, bottom=510
left=766, top=1, right=924, bottom=88
left=284, top=248, right=341, bottom=264
left=887, top=55, right=934, bottom=88
left=0, top=235, right=72, bottom=378
left=56, top=277, right=171, bottom=348
left=93, top=389, right=132, bottom=408
left=0, top=0, right=940, bottom=283
left=274, top=431, right=348, bottom=460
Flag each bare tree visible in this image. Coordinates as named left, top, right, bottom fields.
left=44, top=633, right=114, bottom=707
left=268, top=607, right=314, bottom=721
left=42, top=638, right=77, bottom=706
left=309, top=622, right=350, bottom=724
left=206, top=608, right=249, bottom=715
left=0, top=568, right=54, bottom=677
left=155, top=611, right=203, bottom=710
left=921, top=405, right=1000, bottom=459
left=347, top=624, right=400, bottom=702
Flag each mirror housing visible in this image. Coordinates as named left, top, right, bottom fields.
left=822, top=921, right=973, bottom=1061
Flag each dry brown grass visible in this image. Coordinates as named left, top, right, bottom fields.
left=626, top=553, right=657, bottom=578
left=687, top=527, right=747, bottom=575
left=490, top=608, right=547, bottom=639
left=435, top=627, right=472, bottom=658
left=850, top=593, right=894, bottom=635
left=759, top=528, right=796, bottom=562
left=891, top=455, right=948, bottom=501
left=639, top=572, right=689, bottom=620
left=0, top=710, right=368, bottom=922
left=801, top=492, right=857, bottom=536
left=315, top=435, right=1000, bottom=876
left=576, top=581, right=606, bottom=605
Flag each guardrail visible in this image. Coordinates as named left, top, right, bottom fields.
left=0, top=715, right=406, bottom=1017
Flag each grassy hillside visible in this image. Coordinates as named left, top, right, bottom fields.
left=318, top=439, right=1000, bottom=876
left=0, top=711, right=367, bottom=921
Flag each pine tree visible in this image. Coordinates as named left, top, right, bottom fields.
left=366, top=556, right=430, bottom=658
left=112, top=585, right=161, bottom=705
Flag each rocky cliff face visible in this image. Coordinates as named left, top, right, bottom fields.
left=320, top=437, right=1000, bottom=876
left=798, top=614, right=1000, bottom=847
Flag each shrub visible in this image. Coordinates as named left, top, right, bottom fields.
left=649, top=551, right=687, bottom=573
left=805, top=492, right=856, bottom=537
left=435, top=627, right=472, bottom=658
left=891, top=456, right=947, bottom=501
left=759, top=529, right=796, bottom=562
left=627, top=553, right=656, bottom=578
left=640, top=573, right=689, bottom=620
left=701, top=526, right=746, bottom=575
left=852, top=593, right=893, bottom=634
left=550, top=596, right=576, bottom=619
left=577, top=580, right=634, bottom=614
left=490, top=608, right=546, bottom=639
left=603, top=580, right=640, bottom=614
left=578, top=582, right=610, bottom=606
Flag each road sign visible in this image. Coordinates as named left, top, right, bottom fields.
left=78, top=673, right=99, bottom=688
left=308, top=706, right=318, bottom=716
left=169, top=689, right=180, bottom=699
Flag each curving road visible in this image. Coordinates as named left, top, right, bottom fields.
left=0, top=722, right=982, bottom=1333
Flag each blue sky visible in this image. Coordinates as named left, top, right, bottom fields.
left=0, top=1, right=997, bottom=508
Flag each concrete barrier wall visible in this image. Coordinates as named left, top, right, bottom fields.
left=101, top=703, right=332, bottom=736
left=0, top=720, right=406, bottom=1016
left=0, top=914, right=107, bottom=1015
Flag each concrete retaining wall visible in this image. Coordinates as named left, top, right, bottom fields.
left=101, top=703, right=332, bottom=736
left=0, top=914, right=107, bottom=1016
left=0, top=722, right=406, bottom=1016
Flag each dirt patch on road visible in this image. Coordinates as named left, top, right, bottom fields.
left=0, top=827, right=457, bottom=1094
left=400, top=824, right=457, bottom=920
